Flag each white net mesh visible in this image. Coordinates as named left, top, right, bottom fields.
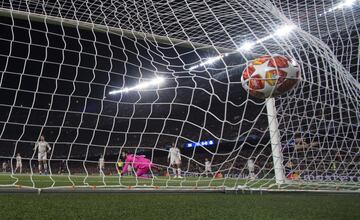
left=0, top=0, right=359, bottom=191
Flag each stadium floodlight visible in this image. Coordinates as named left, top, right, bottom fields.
left=203, top=55, right=224, bottom=65
left=190, top=24, right=297, bottom=70
left=319, top=0, right=357, bottom=16
left=237, top=25, right=296, bottom=52
left=189, top=64, right=200, bottom=70
left=344, top=0, right=356, bottom=6
left=274, top=25, right=296, bottom=37
left=109, top=76, right=165, bottom=95
left=189, top=54, right=224, bottom=70
left=237, top=41, right=255, bottom=52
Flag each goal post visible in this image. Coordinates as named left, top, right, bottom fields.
left=266, top=97, right=285, bottom=185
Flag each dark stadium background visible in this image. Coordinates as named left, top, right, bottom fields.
left=0, top=12, right=272, bottom=175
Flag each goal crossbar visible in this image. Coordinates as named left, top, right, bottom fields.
left=0, top=8, right=234, bottom=53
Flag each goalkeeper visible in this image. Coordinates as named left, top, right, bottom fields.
left=122, top=152, right=153, bottom=178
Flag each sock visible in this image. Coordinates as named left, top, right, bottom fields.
left=172, top=168, right=177, bottom=176
left=44, top=163, right=48, bottom=172
left=177, top=168, right=181, bottom=176
left=38, top=164, right=42, bottom=173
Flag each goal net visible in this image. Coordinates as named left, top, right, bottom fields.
left=0, top=0, right=359, bottom=192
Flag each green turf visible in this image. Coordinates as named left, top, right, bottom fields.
left=0, top=173, right=274, bottom=189
left=0, top=193, right=359, bottom=220
left=1, top=174, right=358, bottom=192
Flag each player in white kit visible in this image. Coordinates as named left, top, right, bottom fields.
left=15, top=153, right=22, bottom=174
left=2, top=161, right=7, bottom=173
left=168, top=143, right=182, bottom=178
left=204, top=158, right=212, bottom=177
left=247, top=158, right=256, bottom=180
left=33, top=135, right=51, bottom=174
left=99, top=155, right=105, bottom=176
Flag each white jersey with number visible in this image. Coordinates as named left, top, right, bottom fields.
left=168, top=147, right=181, bottom=165
left=205, top=161, right=211, bottom=172
left=16, top=156, right=22, bottom=167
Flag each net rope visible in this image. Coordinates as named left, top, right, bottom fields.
left=0, top=0, right=359, bottom=191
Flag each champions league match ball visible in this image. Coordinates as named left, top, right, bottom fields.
left=241, top=55, right=301, bottom=99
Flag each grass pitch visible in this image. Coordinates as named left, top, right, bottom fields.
left=0, top=174, right=359, bottom=219
left=0, top=193, right=359, bottom=220
left=0, top=173, right=274, bottom=189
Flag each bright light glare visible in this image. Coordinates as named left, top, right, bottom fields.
left=256, top=35, right=273, bottom=44
left=237, top=25, right=295, bottom=52
left=109, top=76, right=165, bottom=95
left=290, top=59, right=298, bottom=66
left=274, top=25, right=296, bottom=37
left=189, top=65, right=199, bottom=70
left=319, top=0, right=357, bottom=16
left=345, top=0, right=356, bottom=6
left=189, top=54, right=224, bottom=70
left=237, top=42, right=255, bottom=52
left=203, top=55, right=223, bottom=65
left=190, top=23, right=297, bottom=70
left=343, top=0, right=356, bottom=7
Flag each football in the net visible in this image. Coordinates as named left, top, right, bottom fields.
left=241, top=55, right=301, bottom=99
